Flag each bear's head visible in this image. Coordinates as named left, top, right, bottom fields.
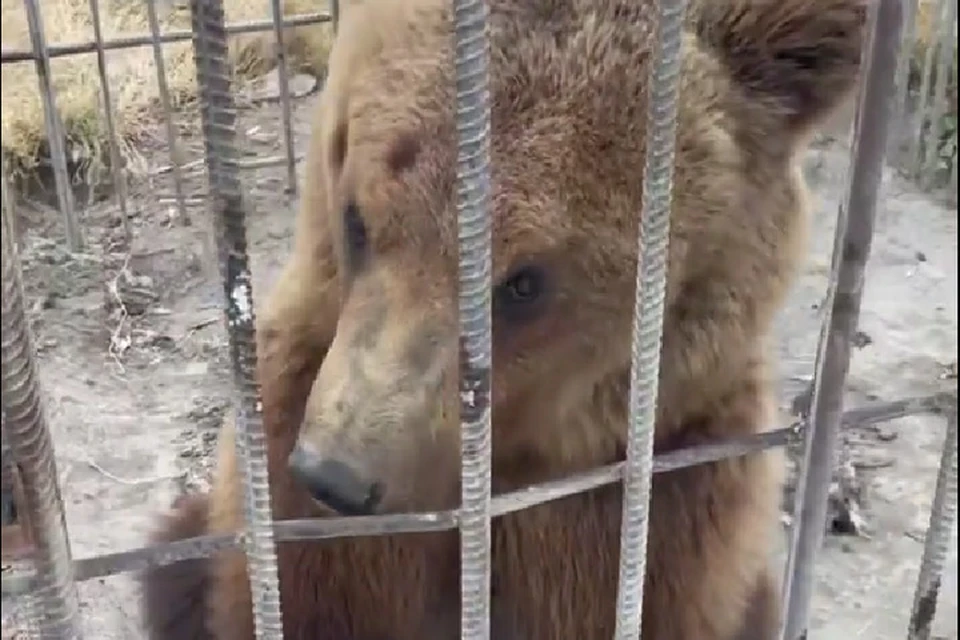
left=287, top=0, right=867, bottom=515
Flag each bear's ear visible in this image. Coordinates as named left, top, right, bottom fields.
left=694, top=0, right=868, bottom=133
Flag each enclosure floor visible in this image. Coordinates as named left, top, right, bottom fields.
left=2, top=93, right=957, bottom=639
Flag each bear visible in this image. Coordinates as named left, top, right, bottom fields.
left=140, top=0, right=867, bottom=638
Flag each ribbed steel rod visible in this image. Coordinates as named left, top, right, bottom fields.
left=612, top=1, right=688, bottom=637
left=0, top=12, right=332, bottom=63
left=267, top=0, right=298, bottom=194
left=2, top=184, right=82, bottom=637
left=907, top=399, right=958, bottom=640
left=21, top=0, right=82, bottom=251
left=87, top=0, right=132, bottom=244
left=452, top=0, right=494, bottom=635
left=190, top=0, right=283, bottom=637
left=779, top=1, right=905, bottom=637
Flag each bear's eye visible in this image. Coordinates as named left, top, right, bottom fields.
left=343, top=201, right=367, bottom=269
left=494, top=265, right=549, bottom=323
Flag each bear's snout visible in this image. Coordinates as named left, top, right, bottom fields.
left=288, top=445, right=385, bottom=516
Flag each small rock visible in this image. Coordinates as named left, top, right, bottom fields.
left=852, top=330, right=872, bottom=348
left=941, top=361, right=958, bottom=380
left=288, top=73, right=318, bottom=98
left=875, top=427, right=898, bottom=442
left=105, top=269, right=158, bottom=316
left=248, top=68, right=318, bottom=102
left=791, top=381, right=814, bottom=418
left=827, top=459, right=869, bottom=537
left=183, top=361, right=209, bottom=376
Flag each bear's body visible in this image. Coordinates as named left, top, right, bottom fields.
left=140, top=0, right=866, bottom=638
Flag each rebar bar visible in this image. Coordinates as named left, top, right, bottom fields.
left=0, top=392, right=945, bottom=600
left=906, top=0, right=939, bottom=179
left=890, top=0, right=918, bottom=163
left=21, top=0, right=82, bottom=252
left=87, top=0, right=132, bottom=244
left=1, top=419, right=40, bottom=640
left=1, top=150, right=18, bottom=250
left=268, top=0, right=298, bottom=194
left=612, top=1, right=688, bottom=638
left=146, top=0, right=190, bottom=226
left=0, top=12, right=332, bottom=63
left=951, top=151, right=958, bottom=200
left=1, top=182, right=82, bottom=637
left=190, top=0, right=283, bottom=637
left=920, top=0, right=956, bottom=188
left=907, top=398, right=958, bottom=640
left=779, top=1, right=905, bottom=638
left=452, top=0, right=494, bottom=634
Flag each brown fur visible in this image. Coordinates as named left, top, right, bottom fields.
left=140, top=0, right=866, bottom=637
left=141, top=494, right=213, bottom=639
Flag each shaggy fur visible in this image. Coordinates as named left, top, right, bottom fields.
left=140, top=0, right=866, bottom=638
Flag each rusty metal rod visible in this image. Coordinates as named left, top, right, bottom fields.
left=190, top=0, right=284, bottom=635
left=2, top=393, right=944, bottom=600
left=0, top=12, right=332, bottom=64
left=907, top=397, right=958, bottom=640
left=779, top=0, right=906, bottom=637
left=1, top=181, right=82, bottom=636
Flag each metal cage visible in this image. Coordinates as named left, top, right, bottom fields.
left=0, top=0, right=956, bottom=639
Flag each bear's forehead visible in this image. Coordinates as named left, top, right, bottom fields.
left=337, top=6, right=666, bottom=275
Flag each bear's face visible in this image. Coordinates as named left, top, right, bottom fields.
left=286, top=0, right=866, bottom=516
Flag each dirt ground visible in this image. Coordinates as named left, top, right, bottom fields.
left=1, top=85, right=957, bottom=638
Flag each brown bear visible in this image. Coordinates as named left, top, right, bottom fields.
left=140, top=0, right=867, bottom=638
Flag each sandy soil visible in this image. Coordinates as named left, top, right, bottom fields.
left=1, top=87, right=957, bottom=638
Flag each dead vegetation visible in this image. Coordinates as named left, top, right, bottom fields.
left=0, top=0, right=335, bottom=188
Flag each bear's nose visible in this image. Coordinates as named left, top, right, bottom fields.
left=288, top=445, right=384, bottom=516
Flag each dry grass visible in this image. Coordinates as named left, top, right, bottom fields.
left=0, top=0, right=952, bottom=190
left=0, top=0, right=335, bottom=182
left=910, top=0, right=957, bottom=87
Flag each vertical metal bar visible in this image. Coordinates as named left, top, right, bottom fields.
left=452, top=0, right=493, bottom=635
left=88, top=0, right=132, bottom=244
left=268, top=0, right=298, bottom=195
left=21, top=0, right=83, bottom=251
left=907, top=399, right=958, bottom=640
left=189, top=0, right=283, bottom=637
left=145, top=0, right=190, bottom=225
left=1, top=150, right=19, bottom=251
left=331, top=0, right=340, bottom=32
left=890, top=0, right=918, bottom=162
left=951, top=145, right=958, bottom=198
left=779, top=1, right=904, bottom=638
left=612, top=1, right=687, bottom=638
left=1, top=184, right=82, bottom=637
left=907, top=0, right=941, bottom=179
left=2, top=415, right=41, bottom=640
left=920, top=0, right=956, bottom=187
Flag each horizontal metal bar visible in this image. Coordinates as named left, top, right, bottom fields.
left=237, top=154, right=305, bottom=170
left=2, top=393, right=944, bottom=601
left=0, top=12, right=332, bottom=64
